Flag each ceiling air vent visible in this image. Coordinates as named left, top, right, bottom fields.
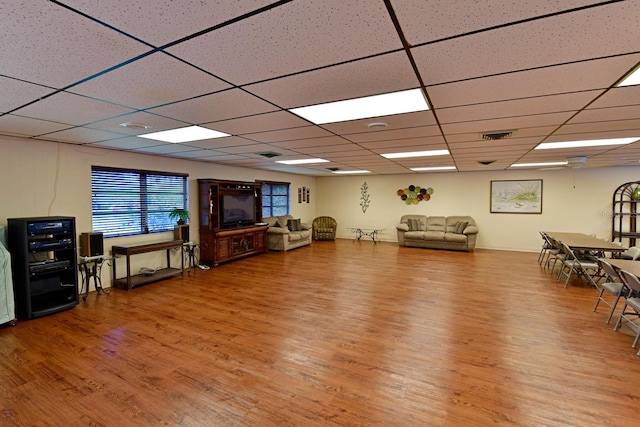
left=327, top=167, right=340, bottom=171
left=477, top=160, right=496, bottom=165
left=257, top=151, right=282, bottom=158
left=566, top=156, right=587, bottom=168
left=481, top=131, right=514, bottom=141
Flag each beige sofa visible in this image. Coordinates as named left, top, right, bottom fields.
left=264, top=215, right=312, bottom=251
left=396, top=215, right=478, bottom=251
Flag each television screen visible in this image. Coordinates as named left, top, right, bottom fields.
left=221, top=193, right=255, bottom=227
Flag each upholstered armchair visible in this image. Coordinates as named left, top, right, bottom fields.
left=312, top=216, right=337, bottom=241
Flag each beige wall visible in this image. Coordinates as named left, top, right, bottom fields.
left=316, top=167, right=640, bottom=252
left=0, top=136, right=315, bottom=288
left=2, top=135, right=639, bottom=288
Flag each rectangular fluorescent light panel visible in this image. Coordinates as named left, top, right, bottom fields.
left=332, top=170, right=370, bottom=174
left=511, top=161, right=568, bottom=168
left=381, top=149, right=449, bottom=159
left=289, top=89, right=429, bottom=125
left=275, top=158, right=329, bottom=165
left=536, top=137, right=638, bottom=150
left=618, top=67, right=640, bottom=87
left=410, top=166, right=457, bottom=171
left=138, top=125, right=230, bottom=143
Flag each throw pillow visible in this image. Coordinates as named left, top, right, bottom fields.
left=407, top=218, right=421, bottom=231
left=287, top=218, right=301, bottom=232
left=455, top=221, right=468, bottom=234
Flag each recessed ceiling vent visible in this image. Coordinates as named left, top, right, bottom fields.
left=477, top=160, right=496, bottom=165
left=257, top=151, right=282, bottom=158
left=482, top=131, right=514, bottom=141
left=327, top=167, right=340, bottom=171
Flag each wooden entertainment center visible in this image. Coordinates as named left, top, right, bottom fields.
left=198, top=179, right=267, bottom=267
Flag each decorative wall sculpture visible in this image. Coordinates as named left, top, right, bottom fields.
left=360, top=182, right=370, bottom=213
left=397, top=185, right=433, bottom=205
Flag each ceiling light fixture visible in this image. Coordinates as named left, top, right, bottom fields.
left=138, top=125, right=230, bottom=143
left=275, top=158, right=329, bottom=165
left=510, top=161, right=568, bottom=168
left=535, top=137, right=639, bottom=150
left=617, top=66, right=640, bottom=87
left=367, top=122, right=388, bottom=129
left=289, top=89, right=429, bottom=125
left=332, top=170, right=371, bottom=174
left=119, top=121, right=152, bottom=130
left=381, top=149, right=450, bottom=159
left=410, top=166, right=457, bottom=172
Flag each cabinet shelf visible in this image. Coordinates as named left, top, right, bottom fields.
left=198, top=179, right=266, bottom=266
left=8, top=216, right=79, bottom=319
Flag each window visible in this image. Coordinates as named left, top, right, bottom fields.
left=260, top=181, right=290, bottom=217
left=91, top=166, right=188, bottom=238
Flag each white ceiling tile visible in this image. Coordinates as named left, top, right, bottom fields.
left=426, top=55, right=640, bottom=108
left=411, top=2, right=640, bottom=85
left=441, top=112, right=572, bottom=136
left=395, top=0, right=608, bottom=44
left=321, top=111, right=437, bottom=135
left=166, top=0, right=402, bottom=85
left=184, top=136, right=258, bottom=150
left=244, top=126, right=333, bottom=143
left=89, top=137, right=166, bottom=151
left=87, top=112, right=189, bottom=135
left=13, top=92, right=135, bottom=126
left=0, top=77, right=55, bottom=114
left=70, top=52, right=231, bottom=109
left=344, top=126, right=442, bottom=143
left=208, top=111, right=310, bottom=135
left=0, top=115, right=71, bottom=137
left=0, top=1, right=148, bottom=88
left=37, top=127, right=127, bottom=144
left=62, top=1, right=279, bottom=46
left=245, top=51, right=418, bottom=108
left=148, top=89, right=278, bottom=124
left=437, top=91, right=602, bottom=124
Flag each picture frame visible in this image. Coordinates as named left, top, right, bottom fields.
left=490, top=179, right=542, bottom=214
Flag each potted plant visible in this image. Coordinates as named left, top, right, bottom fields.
left=169, top=208, right=190, bottom=225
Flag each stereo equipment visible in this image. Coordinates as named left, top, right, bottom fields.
left=79, top=232, right=104, bottom=257
left=27, top=220, right=72, bottom=236
left=29, top=238, right=72, bottom=251
left=29, top=260, right=71, bottom=275
left=174, top=225, right=190, bottom=242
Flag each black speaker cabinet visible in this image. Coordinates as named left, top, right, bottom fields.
left=174, top=225, right=190, bottom=242
left=79, top=232, right=104, bottom=256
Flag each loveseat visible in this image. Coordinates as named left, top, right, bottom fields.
left=396, top=215, right=478, bottom=251
left=264, top=215, right=312, bottom=251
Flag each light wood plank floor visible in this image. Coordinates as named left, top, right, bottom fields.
left=1, top=240, right=638, bottom=426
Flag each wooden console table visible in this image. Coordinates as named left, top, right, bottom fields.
left=111, top=240, right=184, bottom=290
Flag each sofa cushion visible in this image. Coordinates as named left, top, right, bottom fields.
left=404, top=231, right=425, bottom=239
left=426, top=216, right=446, bottom=232
left=423, top=231, right=445, bottom=241
left=277, top=214, right=294, bottom=228
left=288, top=230, right=310, bottom=241
left=264, top=216, right=280, bottom=228
left=444, top=232, right=468, bottom=243
left=407, top=218, right=421, bottom=231
left=287, top=218, right=302, bottom=231
left=454, top=221, right=469, bottom=234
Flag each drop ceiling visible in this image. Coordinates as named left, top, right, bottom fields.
left=1, top=0, right=639, bottom=175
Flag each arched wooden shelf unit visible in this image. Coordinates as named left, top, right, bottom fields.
left=612, top=181, right=640, bottom=247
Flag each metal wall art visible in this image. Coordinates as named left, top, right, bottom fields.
left=360, top=182, right=370, bottom=213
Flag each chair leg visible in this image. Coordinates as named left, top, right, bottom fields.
left=593, top=289, right=606, bottom=312
left=614, top=303, right=627, bottom=331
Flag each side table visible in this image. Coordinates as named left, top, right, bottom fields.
left=78, top=255, right=112, bottom=301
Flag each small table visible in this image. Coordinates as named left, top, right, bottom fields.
left=183, top=241, right=199, bottom=274
left=349, top=228, right=384, bottom=244
left=78, top=255, right=112, bottom=301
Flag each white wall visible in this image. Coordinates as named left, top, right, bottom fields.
left=0, top=136, right=315, bottom=288
left=316, top=167, right=640, bottom=252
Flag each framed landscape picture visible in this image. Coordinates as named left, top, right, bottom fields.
left=490, top=179, right=543, bottom=214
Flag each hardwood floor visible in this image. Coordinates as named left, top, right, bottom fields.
left=1, top=239, right=638, bottom=426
